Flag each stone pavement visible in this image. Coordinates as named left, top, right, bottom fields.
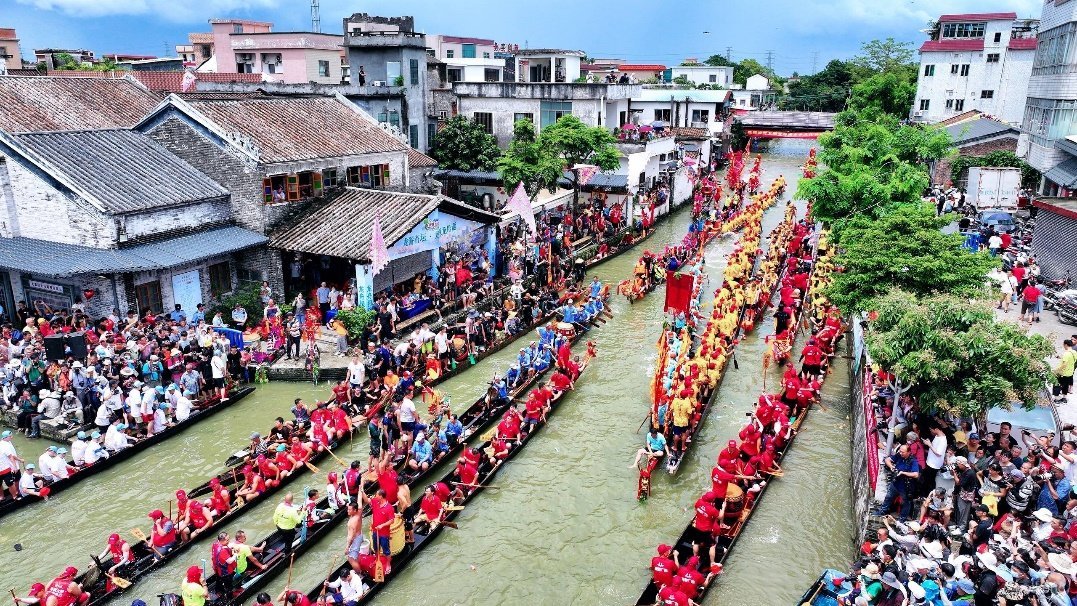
left=994, top=303, right=1077, bottom=425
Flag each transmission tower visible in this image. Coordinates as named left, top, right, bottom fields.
left=765, top=50, right=774, bottom=72
left=311, top=0, right=321, bottom=33
left=725, top=46, right=733, bottom=61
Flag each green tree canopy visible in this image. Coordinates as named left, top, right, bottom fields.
left=780, top=60, right=857, bottom=112
left=538, top=114, right=621, bottom=174
left=497, top=119, right=562, bottom=198
left=846, top=71, right=917, bottom=118
left=825, top=203, right=997, bottom=312
left=851, top=38, right=916, bottom=74
left=430, top=115, right=501, bottom=172
left=866, top=290, right=1055, bottom=416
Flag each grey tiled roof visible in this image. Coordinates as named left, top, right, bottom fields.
left=0, top=76, right=161, bottom=133
left=738, top=111, right=836, bottom=129
left=1044, top=156, right=1077, bottom=189
left=8, top=129, right=229, bottom=214
left=944, top=118, right=1017, bottom=146
left=0, top=226, right=268, bottom=277
left=270, top=187, right=497, bottom=261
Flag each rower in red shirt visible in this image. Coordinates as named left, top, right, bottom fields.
left=716, top=440, right=740, bottom=469
left=279, top=589, right=313, bottom=606
left=174, top=489, right=190, bottom=524
left=800, top=339, right=824, bottom=379
left=182, top=500, right=213, bottom=541
left=208, top=478, right=231, bottom=516
left=455, top=456, right=479, bottom=491
left=657, top=584, right=690, bottom=606
left=329, top=402, right=351, bottom=440
left=257, top=454, right=282, bottom=488
left=710, top=464, right=736, bottom=499
left=496, top=414, right=521, bottom=442
left=418, top=485, right=444, bottom=525
left=690, top=491, right=721, bottom=545
left=376, top=459, right=399, bottom=507
left=549, top=369, right=573, bottom=392
left=532, top=383, right=554, bottom=411
left=490, top=436, right=510, bottom=460
left=369, top=491, right=395, bottom=565
left=44, top=567, right=88, bottom=606
left=289, top=437, right=313, bottom=465
left=523, top=397, right=544, bottom=433
left=556, top=339, right=572, bottom=369
left=650, top=544, right=678, bottom=588
left=738, top=424, right=762, bottom=458
left=273, top=444, right=297, bottom=474
left=674, top=556, right=706, bottom=599
left=104, top=533, right=131, bottom=576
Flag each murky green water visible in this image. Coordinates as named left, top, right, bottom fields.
left=0, top=142, right=851, bottom=605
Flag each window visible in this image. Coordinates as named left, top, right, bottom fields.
left=955, top=99, right=965, bottom=111
left=1033, top=22, right=1076, bottom=76
left=208, top=261, right=232, bottom=296
left=410, top=59, right=420, bottom=85
left=691, top=109, right=710, bottom=123
left=347, top=164, right=391, bottom=188
left=199, top=44, right=212, bottom=59
left=236, top=53, right=254, bottom=74
left=386, top=61, right=401, bottom=82
left=945, top=99, right=954, bottom=109
left=388, top=110, right=400, bottom=128
left=950, top=64, right=959, bottom=74
left=709, top=74, right=718, bottom=83
left=482, top=52, right=490, bottom=58
left=323, top=168, right=338, bottom=188
left=233, top=23, right=243, bottom=33
left=513, top=113, right=535, bottom=124
left=447, top=68, right=463, bottom=82
left=237, top=268, right=262, bottom=286
left=445, top=49, right=454, bottom=58
left=473, top=112, right=493, bottom=134
left=981, top=89, right=994, bottom=98
left=924, top=64, right=935, bottom=76
left=484, top=68, right=500, bottom=82
left=919, top=99, right=930, bottom=111
left=942, top=22, right=986, bottom=39
left=409, top=124, right=419, bottom=149
left=994, top=32, right=1003, bottom=43
left=960, top=64, right=970, bottom=76
left=427, top=123, right=437, bottom=149
left=262, top=54, right=280, bottom=74
left=654, top=109, right=672, bottom=122
left=539, top=101, right=572, bottom=128
left=134, top=281, right=162, bottom=314
left=462, top=44, right=476, bottom=58
left=318, top=60, right=330, bottom=78
left=986, top=53, right=1000, bottom=63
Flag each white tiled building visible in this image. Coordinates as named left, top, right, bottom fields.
left=912, top=12, right=1038, bottom=125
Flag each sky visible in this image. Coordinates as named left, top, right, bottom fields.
left=3, top=0, right=1045, bottom=74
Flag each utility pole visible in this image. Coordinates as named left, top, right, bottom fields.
left=811, top=51, right=818, bottom=74
left=765, top=50, right=774, bottom=73
left=311, top=0, right=321, bottom=33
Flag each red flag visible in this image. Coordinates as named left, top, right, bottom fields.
left=664, top=271, right=695, bottom=315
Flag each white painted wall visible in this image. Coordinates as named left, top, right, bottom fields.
left=670, top=66, right=733, bottom=87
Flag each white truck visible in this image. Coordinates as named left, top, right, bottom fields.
left=966, top=166, right=1021, bottom=211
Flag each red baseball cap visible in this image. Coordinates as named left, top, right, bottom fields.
left=148, top=510, right=164, bottom=520
left=29, top=583, right=45, bottom=594
left=657, top=544, right=673, bottom=556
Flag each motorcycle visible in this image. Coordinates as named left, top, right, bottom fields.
left=1056, top=289, right=1077, bottom=325
left=1043, top=274, right=1073, bottom=311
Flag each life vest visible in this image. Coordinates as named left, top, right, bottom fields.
left=45, top=578, right=75, bottom=606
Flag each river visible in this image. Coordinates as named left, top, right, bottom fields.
left=0, top=140, right=852, bottom=605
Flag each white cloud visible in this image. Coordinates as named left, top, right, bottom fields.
left=776, top=0, right=1043, bottom=35
left=15, top=0, right=279, bottom=22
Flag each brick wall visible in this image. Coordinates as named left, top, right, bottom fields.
left=123, top=198, right=233, bottom=240
left=1, top=156, right=115, bottom=248
left=145, top=115, right=267, bottom=233
left=932, top=137, right=1018, bottom=187
left=235, top=246, right=285, bottom=304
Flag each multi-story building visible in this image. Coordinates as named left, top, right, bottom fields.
left=630, top=88, right=731, bottom=136
left=34, top=48, right=96, bottom=70
left=0, top=28, right=21, bottom=71
left=669, top=65, right=733, bottom=87
left=203, top=19, right=344, bottom=84
left=731, top=75, right=779, bottom=111
left=912, top=12, right=1038, bottom=125
left=1023, top=1, right=1077, bottom=196
left=428, top=35, right=505, bottom=83
left=342, top=13, right=430, bottom=151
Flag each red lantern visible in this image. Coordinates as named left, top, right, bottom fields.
left=82, top=288, right=95, bottom=300
left=867, top=310, right=879, bottom=322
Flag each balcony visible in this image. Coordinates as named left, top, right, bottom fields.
left=344, top=31, right=426, bottom=49
left=452, top=82, right=640, bottom=100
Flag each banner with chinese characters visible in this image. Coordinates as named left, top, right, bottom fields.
left=387, top=210, right=487, bottom=259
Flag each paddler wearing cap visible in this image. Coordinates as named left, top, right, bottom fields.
left=100, top=532, right=132, bottom=576
left=38, top=446, right=69, bottom=482
left=43, top=566, right=87, bottom=606
left=13, top=581, right=47, bottom=605
left=147, top=508, right=178, bottom=557
left=180, top=565, right=207, bottom=606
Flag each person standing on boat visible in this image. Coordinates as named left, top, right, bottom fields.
left=273, top=492, right=304, bottom=557
left=344, top=498, right=367, bottom=573
left=180, top=566, right=207, bottom=606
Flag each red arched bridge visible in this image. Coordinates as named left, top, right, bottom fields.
left=737, top=111, right=836, bottom=140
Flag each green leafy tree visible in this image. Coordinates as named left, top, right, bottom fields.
left=825, top=203, right=997, bottom=312
left=53, top=52, right=80, bottom=70
left=949, top=150, right=1041, bottom=190
left=497, top=119, right=563, bottom=198
left=729, top=119, right=749, bottom=152
left=852, top=38, right=915, bottom=74
left=846, top=72, right=917, bottom=117
left=537, top=115, right=621, bottom=209
left=780, top=60, right=855, bottom=112
left=672, top=74, right=692, bottom=86
left=866, top=290, right=1055, bottom=416
left=703, top=54, right=735, bottom=68
left=430, top=115, right=501, bottom=172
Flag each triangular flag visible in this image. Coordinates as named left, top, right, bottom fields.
left=504, top=182, right=536, bottom=235
left=370, top=214, right=390, bottom=276
left=180, top=70, right=198, bottom=93
left=574, top=164, right=599, bottom=187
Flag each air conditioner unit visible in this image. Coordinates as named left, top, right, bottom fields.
left=372, top=80, right=385, bottom=87
left=913, top=110, right=924, bottom=117
left=439, top=111, right=447, bottom=119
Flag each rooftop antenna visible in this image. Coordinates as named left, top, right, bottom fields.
left=311, top=0, right=321, bottom=33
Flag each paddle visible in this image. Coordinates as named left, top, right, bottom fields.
left=323, top=446, right=348, bottom=467
left=304, top=461, right=320, bottom=474
left=278, top=554, right=295, bottom=604
left=107, top=575, right=132, bottom=590
left=11, top=588, right=19, bottom=604
left=131, top=528, right=162, bottom=559
left=317, top=555, right=338, bottom=604
left=456, top=482, right=499, bottom=490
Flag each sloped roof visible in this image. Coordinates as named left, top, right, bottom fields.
left=177, top=94, right=409, bottom=163
left=6, top=129, right=228, bottom=214
left=0, top=76, right=161, bottom=133
left=944, top=117, right=1018, bottom=146
left=407, top=148, right=438, bottom=168
left=920, top=40, right=985, bottom=52
left=935, top=109, right=984, bottom=127
left=0, top=226, right=266, bottom=276
left=270, top=188, right=498, bottom=261
left=189, top=33, right=214, bottom=44
left=129, top=71, right=263, bottom=92
left=1044, top=157, right=1077, bottom=190
left=670, top=127, right=710, bottom=139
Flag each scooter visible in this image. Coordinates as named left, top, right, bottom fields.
left=1043, top=274, right=1073, bottom=311
left=1056, top=290, right=1077, bottom=325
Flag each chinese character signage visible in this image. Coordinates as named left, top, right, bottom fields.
left=387, top=210, right=486, bottom=258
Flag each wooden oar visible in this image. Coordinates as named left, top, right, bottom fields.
left=130, top=528, right=162, bottom=558
left=317, top=555, right=338, bottom=604
left=456, top=482, right=499, bottom=490
left=11, top=588, right=20, bottom=604
left=324, top=446, right=347, bottom=467
left=278, top=554, right=295, bottom=603
left=304, top=461, right=320, bottom=474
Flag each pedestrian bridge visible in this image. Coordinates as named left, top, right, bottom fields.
left=738, top=111, right=836, bottom=139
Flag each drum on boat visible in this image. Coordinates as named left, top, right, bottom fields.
left=723, top=484, right=745, bottom=520
left=556, top=322, right=576, bottom=337
left=390, top=515, right=406, bottom=555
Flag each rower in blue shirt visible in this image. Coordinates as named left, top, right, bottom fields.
left=505, top=365, right=520, bottom=389
left=517, top=348, right=532, bottom=371
left=562, top=301, right=578, bottom=324
left=532, top=345, right=552, bottom=373
left=589, top=277, right=603, bottom=299
left=537, top=324, right=556, bottom=348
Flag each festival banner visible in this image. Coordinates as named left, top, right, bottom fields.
left=573, top=164, right=599, bottom=187
left=864, top=366, right=879, bottom=489
left=387, top=210, right=487, bottom=259
left=503, top=182, right=536, bottom=235
left=663, top=271, right=696, bottom=315
left=744, top=129, right=822, bottom=140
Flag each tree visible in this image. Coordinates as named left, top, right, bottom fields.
left=672, top=75, right=692, bottom=86
left=846, top=72, right=917, bottom=118
left=866, top=290, right=1055, bottom=416
left=780, top=59, right=856, bottom=112
left=430, top=115, right=501, bottom=172
left=703, top=54, right=735, bottom=68
left=537, top=115, right=621, bottom=209
left=852, top=38, right=915, bottom=74
left=825, top=203, right=997, bottom=312
left=729, top=119, right=749, bottom=152
left=497, top=119, right=562, bottom=198
left=53, top=52, right=80, bottom=71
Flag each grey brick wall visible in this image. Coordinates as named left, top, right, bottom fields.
left=123, top=198, right=233, bottom=240
left=3, top=156, right=114, bottom=247
left=145, top=115, right=268, bottom=234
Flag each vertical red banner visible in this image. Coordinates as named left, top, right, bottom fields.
left=664, top=271, right=695, bottom=315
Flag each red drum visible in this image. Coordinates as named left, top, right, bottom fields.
left=722, top=484, right=745, bottom=521
left=556, top=322, right=576, bottom=338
